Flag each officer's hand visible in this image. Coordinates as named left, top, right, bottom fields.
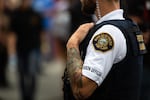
left=67, top=23, right=94, bottom=48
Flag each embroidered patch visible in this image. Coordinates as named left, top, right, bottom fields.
left=136, top=35, right=146, bottom=51
left=93, top=33, right=114, bottom=52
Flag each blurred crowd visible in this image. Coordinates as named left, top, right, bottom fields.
left=0, top=0, right=150, bottom=100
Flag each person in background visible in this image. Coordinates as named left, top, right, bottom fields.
left=9, top=0, right=43, bottom=100
left=0, top=0, right=9, bottom=89
left=140, top=1, right=150, bottom=100
left=52, top=0, right=70, bottom=61
left=141, top=23, right=150, bottom=100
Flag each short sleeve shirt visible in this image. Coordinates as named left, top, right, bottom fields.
left=82, top=9, right=127, bottom=86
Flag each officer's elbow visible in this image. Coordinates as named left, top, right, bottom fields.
left=72, top=75, right=97, bottom=99
left=79, top=89, right=92, bottom=99
left=73, top=88, right=93, bottom=100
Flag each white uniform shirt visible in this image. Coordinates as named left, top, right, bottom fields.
left=82, top=9, right=127, bottom=86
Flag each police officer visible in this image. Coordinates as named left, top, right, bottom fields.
left=65, top=0, right=146, bottom=100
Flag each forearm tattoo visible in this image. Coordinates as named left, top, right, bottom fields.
left=67, top=47, right=83, bottom=88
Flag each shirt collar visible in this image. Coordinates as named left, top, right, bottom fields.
left=96, top=9, right=125, bottom=24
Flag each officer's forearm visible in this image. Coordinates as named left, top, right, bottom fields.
left=66, top=46, right=85, bottom=99
left=66, top=46, right=97, bottom=100
left=66, top=46, right=83, bottom=87
left=66, top=22, right=95, bottom=99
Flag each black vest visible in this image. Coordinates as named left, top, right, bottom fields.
left=80, top=19, right=146, bottom=100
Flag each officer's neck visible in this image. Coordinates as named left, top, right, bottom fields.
left=95, top=0, right=120, bottom=19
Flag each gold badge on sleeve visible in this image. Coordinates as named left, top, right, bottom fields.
left=93, top=33, right=114, bottom=52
